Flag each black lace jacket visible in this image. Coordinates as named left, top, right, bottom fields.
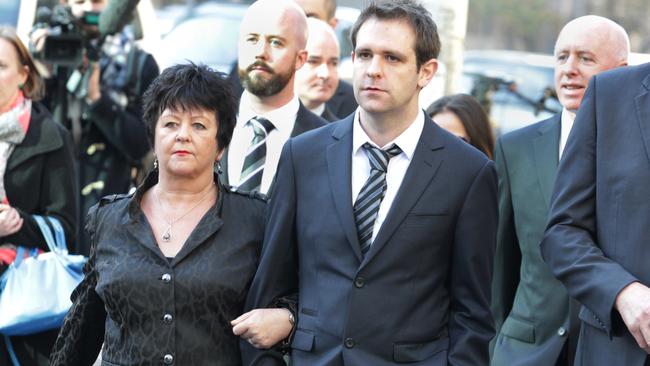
left=50, top=174, right=266, bottom=366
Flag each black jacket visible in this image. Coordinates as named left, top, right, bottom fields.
left=50, top=173, right=266, bottom=366
left=2, top=103, right=78, bottom=249
left=0, top=102, right=78, bottom=366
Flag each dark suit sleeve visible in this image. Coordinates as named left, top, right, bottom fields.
left=540, top=76, right=637, bottom=336
left=490, top=138, right=521, bottom=348
left=448, top=160, right=498, bottom=366
left=49, top=205, right=106, bottom=365
left=241, top=140, right=299, bottom=366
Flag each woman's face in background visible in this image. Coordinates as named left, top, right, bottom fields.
left=0, top=38, right=28, bottom=112
left=432, top=111, right=469, bottom=143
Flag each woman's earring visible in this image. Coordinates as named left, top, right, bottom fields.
left=215, top=161, right=223, bottom=175
left=153, top=157, right=158, bottom=170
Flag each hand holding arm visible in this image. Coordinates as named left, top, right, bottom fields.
left=0, top=204, right=23, bottom=237
left=231, top=308, right=293, bottom=349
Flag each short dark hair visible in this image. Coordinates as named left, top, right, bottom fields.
left=349, top=0, right=440, bottom=69
left=427, top=94, right=495, bottom=159
left=142, top=63, right=237, bottom=152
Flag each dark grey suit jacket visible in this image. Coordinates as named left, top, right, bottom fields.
left=219, top=103, right=327, bottom=196
left=491, top=114, right=579, bottom=365
left=326, top=80, right=357, bottom=119
left=244, top=115, right=498, bottom=365
left=541, top=63, right=650, bottom=365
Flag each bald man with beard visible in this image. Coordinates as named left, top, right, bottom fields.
left=221, top=0, right=326, bottom=196
left=491, top=15, right=629, bottom=366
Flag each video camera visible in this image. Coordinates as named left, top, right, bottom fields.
left=32, top=5, right=101, bottom=66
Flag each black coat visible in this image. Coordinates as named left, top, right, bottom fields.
left=2, top=102, right=78, bottom=249
left=0, top=102, right=78, bottom=366
left=50, top=173, right=266, bottom=366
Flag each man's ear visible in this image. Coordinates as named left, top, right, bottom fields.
left=328, top=17, right=338, bottom=29
left=295, top=49, right=308, bottom=70
left=417, top=58, right=438, bottom=89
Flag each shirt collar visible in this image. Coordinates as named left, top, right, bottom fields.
left=352, top=109, right=424, bottom=161
left=238, top=90, right=300, bottom=133
left=561, top=107, right=575, bottom=133
left=309, top=103, right=326, bottom=117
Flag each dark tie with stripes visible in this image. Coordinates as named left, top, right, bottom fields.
left=354, top=142, right=402, bottom=257
left=238, top=116, right=275, bottom=192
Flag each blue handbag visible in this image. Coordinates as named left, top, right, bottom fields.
left=0, top=215, right=86, bottom=336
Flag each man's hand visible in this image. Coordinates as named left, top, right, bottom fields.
left=0, top=204, right=23, bottom=237
left=231, top=308, right=293, bottom=349
left=86, top=62, right=102, bottom=103
left=616, top=282, right=650, bottom=354
left=29, top=28, right=49, bottom=54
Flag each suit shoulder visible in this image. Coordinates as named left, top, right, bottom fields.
left=223, top=185, right=268, bottom=204
left=595, top=62, right=650, bottom=88
left=499, top=115, right=559, bottom=147
left=291, top=120, right=338, bottom=146
left=98, top=193, right=134, bottom=207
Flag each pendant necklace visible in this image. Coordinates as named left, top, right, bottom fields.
left=153, top=182, right=215, bottom=242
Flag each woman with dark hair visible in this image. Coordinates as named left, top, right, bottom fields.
left=49, top=63, right=291, bottom=365
left=427, top=93, right=495, bottom=159
left=0, top=26, right=77, bottom=366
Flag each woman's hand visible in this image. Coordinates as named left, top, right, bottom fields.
left=231, top=308, right=293, bottom=349
left=0, top=204, right=23, bottom=237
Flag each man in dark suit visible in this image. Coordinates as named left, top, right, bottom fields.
left=541, top=61, right=650, bottom=364
left=294, top=0, right=357, bottom=119
left=234, top=1, right=497, bottom=365
left=295, top=18, right=342, bottom=122
left=221, top=0, right=326, bottom=196
left=490, top=16, right=629, bottom=366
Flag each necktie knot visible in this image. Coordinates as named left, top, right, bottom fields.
left=249, top=116, right=275, bottom=137
left=362, top=143, right=402, bottom=172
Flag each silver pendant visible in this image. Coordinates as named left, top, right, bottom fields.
left=162, top=225, right=172, bottom=242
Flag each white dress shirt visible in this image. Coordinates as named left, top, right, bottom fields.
left=351, top=109, right=424, bottom=243
left=228, top=91, right=299, bottom=194
left=309, top=103, right=325, bottom=116
left=559, top=108, right=576, bottom=160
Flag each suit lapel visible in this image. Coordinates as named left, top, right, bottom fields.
left=532, top=114, right=561, bottom=208
left=326, top=116, right=362, bottom=261
left=363, top=117, right=444, bottom=265
left=291, top=104, right=312, bottom=137
left=634, top=72, right=650, bottom=166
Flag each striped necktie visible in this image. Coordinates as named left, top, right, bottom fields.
left=238, top=116, right=275, bottom=192
left=354, top=142, right=402, bottom=257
